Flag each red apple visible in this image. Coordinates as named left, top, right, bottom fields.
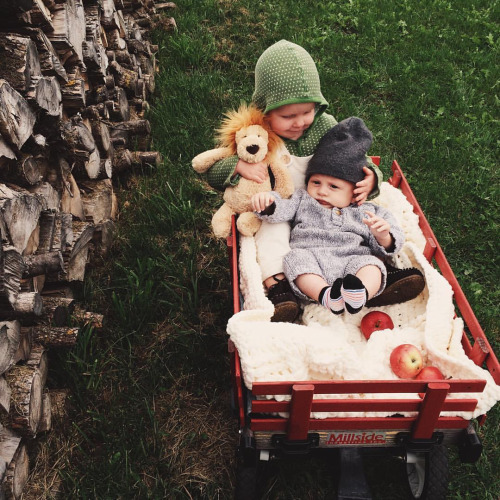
left=390, top=344, right=423, bottom=379
left=416, top=366, right=445, bottom=398
left=360, top=311, right=394, bottom=340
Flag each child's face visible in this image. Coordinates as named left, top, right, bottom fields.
left=307, top=174, right=355, bottom=209
left=267, top=102, right=316, bottom=140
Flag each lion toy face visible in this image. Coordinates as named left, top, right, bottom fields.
left=235, top=124, right=269, bottom=164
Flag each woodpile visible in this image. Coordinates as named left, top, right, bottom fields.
left=0, top=0, right=172, bottom=497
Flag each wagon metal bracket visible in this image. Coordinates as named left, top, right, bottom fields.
left=271, top=433, right=320, bottom=455
left=396, top=431, right=444, bottom=453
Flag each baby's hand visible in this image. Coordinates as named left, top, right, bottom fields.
left=235, top=159, right=268, bottom=183
left=353, top=166, right=376, bottom=205
left=252, top=192, right=275, bottom=212
left=363, top=210, right=393, bottom=249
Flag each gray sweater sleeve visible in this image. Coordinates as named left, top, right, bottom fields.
left=255, top=189, right=306, bottom=223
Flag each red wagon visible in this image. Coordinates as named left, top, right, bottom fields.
left=226, top=159, right=499, bottom=499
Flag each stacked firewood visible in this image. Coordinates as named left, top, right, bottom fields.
left=0, top=1, right=172, bottom=497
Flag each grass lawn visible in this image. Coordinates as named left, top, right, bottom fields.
left=33, top=1, right=498, bottom=498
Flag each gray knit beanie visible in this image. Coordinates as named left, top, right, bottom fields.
left=306, top=117, right=373, bottom=184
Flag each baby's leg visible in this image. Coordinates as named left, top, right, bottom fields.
left=295, top=274, right=344, bottom=314
left=254, top=219, right=291, bottom=284
left=355, top=265, right=382, bottom=299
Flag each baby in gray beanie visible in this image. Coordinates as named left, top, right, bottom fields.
left=252, top=117, right=405, bottom=314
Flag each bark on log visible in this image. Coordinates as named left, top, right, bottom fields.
left=12, top=292, right=43, bottom=320
left=33, top=326, right=78, bottom=348
left=0, top=429, right=29, bottom=500
left=0, top=137, right=16, bottom=170
left=4, top=362, right=43, bottom=437
left=109, top=119, right=151, bottom=136
left=28, top=0, right=54, bottom=31
left=36, top=391, right=51, bottom=433
left=108, top=61, right=138, bottom=98
left=73, top=149, right=101, bottom=180
left=3, top=155, right=44, bottom=188
left=67, top=221, right=94, bottom=282
left=72, top=305, right=103, bottom=329
left=0, top=35, right=42, bottom=94
left=29, top=184, right=60, bottom=212
left=26, top=344, right=48, bottom=388
left=60, top=69, right=86, bottom=113
left=40, top=297, right=74, bottom=326
left=22, top=252, right=64, bottom=278
left=0, top=80, right=36, bottom=151
left=80, top=179, right=114, bottom=224
left=33, top=210, right=56, bottom=255
left=0, top=322, right=20, bottom=376
left=131, top=151, right=161, bottom=168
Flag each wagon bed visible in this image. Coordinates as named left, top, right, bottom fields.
left=226, top=159, right=499, bottom=499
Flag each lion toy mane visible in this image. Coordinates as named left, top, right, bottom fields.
left=192, top=103, right=294, bottom=238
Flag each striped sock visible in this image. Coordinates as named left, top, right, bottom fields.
left=341, top=274, right=367, bottom=314
left=319, top=279, right=344, bottom=314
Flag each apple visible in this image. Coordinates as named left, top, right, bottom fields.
left=416, top=366, right=445, bottom=398
left=390, top=344, right=423, bottom=379
left=360, top=311, right=394, bottom=340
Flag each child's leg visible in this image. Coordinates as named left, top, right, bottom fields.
left=295, top=274, right=344, bottom=314
left=342, top=265, right=382, bottom=314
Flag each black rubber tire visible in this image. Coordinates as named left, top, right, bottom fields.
left=405, top=445, right=449, bottom=499
left=235, top=462, right=258, bottom=500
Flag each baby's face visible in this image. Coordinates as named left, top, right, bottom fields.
left=267, top=102, right=315, bottom=140
left=307, top=174, right=355, bottom=209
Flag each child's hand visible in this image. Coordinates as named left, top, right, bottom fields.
left=353, top=167, right=376, bottom=205
left=235, top=159, right=268, bottom=183
left=363, top=210, right=393, bottom=249
left=252, top=192, right=275, bottom=212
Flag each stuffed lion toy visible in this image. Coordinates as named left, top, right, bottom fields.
left=192, top=103, right=294, bottom=238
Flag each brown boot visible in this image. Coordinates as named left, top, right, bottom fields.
left=366, top=265, right=425, bottom=307
left=267, top=276, right=300, bottom=323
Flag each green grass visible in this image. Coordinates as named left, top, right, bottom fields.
left=33, top=0, right=499, bottom=498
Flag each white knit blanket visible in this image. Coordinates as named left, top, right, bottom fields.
left=227, top=183, right=500, bottom=419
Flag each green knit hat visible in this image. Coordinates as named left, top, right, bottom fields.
left=252, top=40, right=328, bottom=115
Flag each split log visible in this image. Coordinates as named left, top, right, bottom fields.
left=4, top=362, right=43, bottom=436
left=109, top=119, right=151, bottom=136
left=60, top=118, right=95, bottom=160
left=106, top=29, right=127, bottom=51
left=48, top=388, right=69, bottom=421
left=23, top=252, right=64, bottom=278
left=11, top=292, right=44, bottom=321
left=111, top=147, right=132, bottom=174
left=155, top=2, right=177, bottom=10
left=66, top=221, right=94, bottom=282
left=84, top=4, right=101, bottom=43
left=0, top=247, right=23, bottom=310
left=4, top=154, right=45, bottom=187
left=106, top=87, right=130, bottom=122
left=36, top=391, right=51, bottom=433
left=25, top=76, right=62, bottom=118
left=28, top=0, right=54, bottom=31
left=0, top=184, right=44, bottom=253
left=90, top=120, right=113, bottom=158
left=29, top=184, right=60, bottom=212
left=33, top=326, right=79, bottom=348
left=0, top=80, right=36, bottom=151
left=93, top=219, right=115, bottom=256
left=0, top=376, right=11, bottom=414
left=34, top=210, right=56, bottom=255
left=60, top=69, right=86, bottom=113
left=48, top=0, right=86, bottom=66
left=0, top=322, right=21, bottom=376
left=40, top=296, right=74, bottom=326
left=108, top=61, right=138, bottom=98
left=0, top=137, right=16, bottom=170
left=13, top=327, right=33, bottom=364
left=0, top=35, right=42, bottom=94
left=17, top=28, right=67, bottom=82
left=73, top=149, right=102, bottom=180
left=80, top=179, right=114, bottom=224
left=0, top=429, right=29, bottom=500
left=26, top=344, right=48, bottom=387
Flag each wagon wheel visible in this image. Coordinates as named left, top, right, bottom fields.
left=405, top=444, right=449, bottom=499
left=235, top=460, right=259, bottom=500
